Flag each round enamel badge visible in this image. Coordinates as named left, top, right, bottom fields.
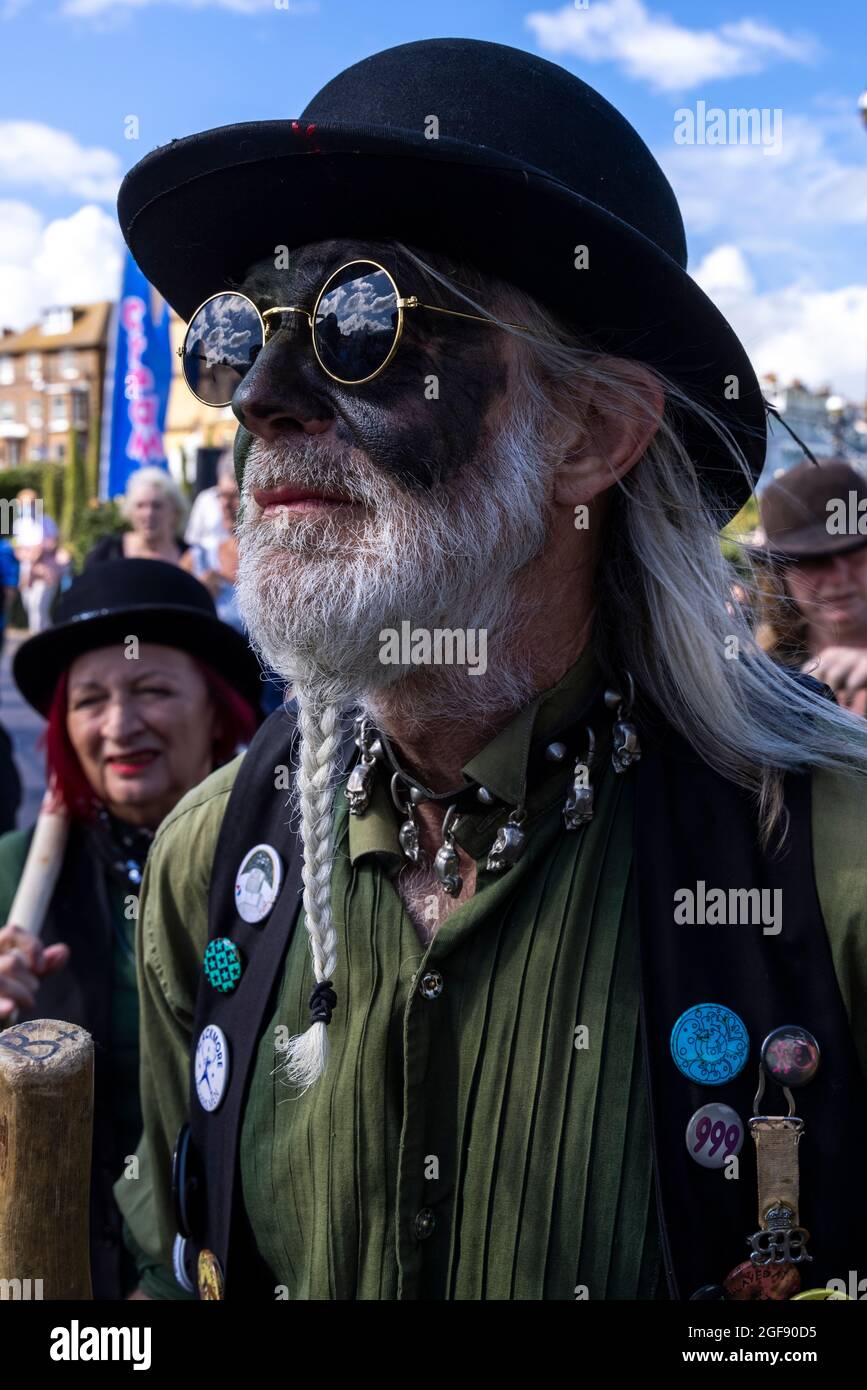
left=234, top=843, right=282, bottom=924
left=194, top=1024, right=230, bottom=1113
left=670, top=1003, right=750, bottom=1085
left=685, top=1102, right=745, bottom=1169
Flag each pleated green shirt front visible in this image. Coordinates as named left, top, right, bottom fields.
left=120, top=649, right=667, bottom=1299
left=239, top=699, right=661, bottom=1300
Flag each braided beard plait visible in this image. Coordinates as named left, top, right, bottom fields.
left=277, top=693, right=343, bottom=1092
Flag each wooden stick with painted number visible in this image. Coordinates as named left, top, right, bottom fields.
left=0, top=1019, right=93, bottom=1299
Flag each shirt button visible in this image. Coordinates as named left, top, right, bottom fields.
left=420, top=969, right=444, bottom=1000
left=414, top=1208, right=436, bottom=1240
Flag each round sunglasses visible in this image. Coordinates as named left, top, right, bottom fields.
left=178, top=257, right=529, bottom=406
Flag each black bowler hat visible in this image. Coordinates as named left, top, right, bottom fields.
left=14, top=559, right=262, bottom=716
left=117, top=37, right=766, bottom=521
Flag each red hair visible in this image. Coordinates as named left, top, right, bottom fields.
left=44, top=660, right=258, bottom=821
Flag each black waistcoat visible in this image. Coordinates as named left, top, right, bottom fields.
left=186, top=705, right=867, bottom=1300
left=13, top=824, right=136, bottom=1301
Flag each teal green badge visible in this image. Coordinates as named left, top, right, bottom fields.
left=203, top=937, right=243, bottom=994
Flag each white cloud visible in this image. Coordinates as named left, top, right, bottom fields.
left=0, top=122, right=121, bottom=201
left=61, top=0, right=317, bottom=14
left=662, top=114, right=867, bottom=242
left=693, top=245, right=867, bottom=399
left=690, top=243, right=755, bottom=301
left=0, top=200, right=43, bottom=265
left=0, top=203, right=123, bottom=330
left=525, top=0, right=817, bottom=93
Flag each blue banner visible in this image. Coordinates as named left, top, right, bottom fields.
left=99, top=251, right=172, bottom=499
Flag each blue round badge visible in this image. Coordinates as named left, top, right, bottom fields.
left=670, top=1003, right=750, bottom=1085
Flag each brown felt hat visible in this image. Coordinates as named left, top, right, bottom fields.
left=757, top=460, right=867, bottom=563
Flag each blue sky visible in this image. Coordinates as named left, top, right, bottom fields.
left=2, top=0, right=866, bottom=394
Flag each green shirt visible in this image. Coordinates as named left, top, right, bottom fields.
left=116, top=652, right=867, bottom=1300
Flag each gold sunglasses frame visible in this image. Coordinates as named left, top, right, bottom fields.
left=178, top=257, right=530, bottom=405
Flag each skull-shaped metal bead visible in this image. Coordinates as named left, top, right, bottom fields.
left=391, top=772, right=425, bottom=865
left=434, top=843, right=462, bottom=896
left=607, top=676, right=641, bottom=775
left=486, top=815, right=527, bottom=872
left=611, top=720, right=641, bottom=773
left=563, top=729, right=596, bottom=829
left=563, top=781, right=594, bottom=829
left=434, top=805, right=463, bottom=897
left=399, top=816, right=423, bottom=864
left=345, top=757, right=376, bottom=816
left=346, top=719, right=379, bottom=816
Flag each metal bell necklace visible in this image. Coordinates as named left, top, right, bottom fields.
left=344, top=674, right=641, bottom=898
left=346, top=716, right=484, bottom=897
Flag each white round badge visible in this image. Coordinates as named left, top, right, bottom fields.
left=195, top=1024, right=230, bottom=1113
left=234, top=843, right=282, bottom=924
left=685, top=1102, right=744, bottom=1169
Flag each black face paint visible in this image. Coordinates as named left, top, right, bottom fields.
left=230, top=238, right=510, bottom=493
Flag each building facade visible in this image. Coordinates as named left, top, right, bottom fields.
left=0, top=300, right=237, bottom=488
left=0, top=303, right=111, bottom=469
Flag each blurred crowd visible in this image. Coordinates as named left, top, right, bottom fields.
left=7, top=450, right=244, bottom=640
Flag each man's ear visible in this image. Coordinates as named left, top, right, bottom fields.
left=551, top=357, right=665, bottom=509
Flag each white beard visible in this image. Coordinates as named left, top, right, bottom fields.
left=236, top=387, right=554, bottom=723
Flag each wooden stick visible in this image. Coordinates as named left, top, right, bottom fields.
left=0, top=1019, right=93, bottom=1299
left=8, top=785, right=69, bottom=939
left=5, top=786, right=70, bottom=1028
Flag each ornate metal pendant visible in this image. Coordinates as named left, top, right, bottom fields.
left=346, top=758, right=375, bottom=816
left=345, top=718, right=378, bottom=816
left=563, top=727, right=595, bottom=829
left=399, top=818, right=422, bottom=863
left=434, top=805, right=463, bottom=897
left=486, top=808, right=527, bottom=872
left=605, top=674, right=641, bottom=774
left=391, top=772, right=424, bottom=865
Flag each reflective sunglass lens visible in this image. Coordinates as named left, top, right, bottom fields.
left=313, top=264, right=399, bottom=383
left=183, top=294, right=262, bottom=405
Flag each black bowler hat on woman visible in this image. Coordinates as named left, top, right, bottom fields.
left=14, top=558, right=263, bottom=717
left=117, top=37, right=767, bottom=523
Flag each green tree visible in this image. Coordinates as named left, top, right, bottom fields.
left=71, top=498, right=125, bottom=570
left=85, top=411, right=101, bottom=500
left=41, top=463, right=62, bottom=534
left=61, top=427, right=87, bottom=548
